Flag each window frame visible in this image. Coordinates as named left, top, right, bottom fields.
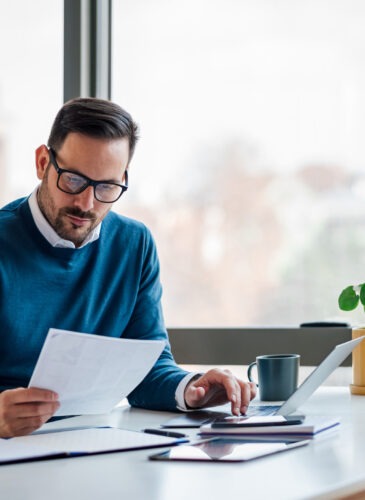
left=63, top=0, right=353, bottom=366
left=64, top=0, right=111, bottom=101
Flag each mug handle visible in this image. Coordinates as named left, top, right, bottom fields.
left=247, top=361, right=258, bottom=386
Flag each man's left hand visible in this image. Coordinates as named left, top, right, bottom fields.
left=184, top=369, right=257, bottom=415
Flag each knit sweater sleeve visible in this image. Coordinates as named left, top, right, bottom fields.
left=123, top=227, right=189, bottom=412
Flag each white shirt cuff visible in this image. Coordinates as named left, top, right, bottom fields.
left=175, top=372, right=202, bottom=411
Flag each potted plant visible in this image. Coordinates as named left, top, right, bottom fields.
left=338, top=284, right=365, bottom=395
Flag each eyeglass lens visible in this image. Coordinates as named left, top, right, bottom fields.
left=58, top=171, right=124, bottom=202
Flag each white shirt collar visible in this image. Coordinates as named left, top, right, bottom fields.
left=28, top=187, right=101, bottom=249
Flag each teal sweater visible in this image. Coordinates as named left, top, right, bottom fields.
left=0, top=197, right=188, bottom=411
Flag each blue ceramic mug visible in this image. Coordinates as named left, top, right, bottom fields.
left=247, top=354, right=300, bottom=401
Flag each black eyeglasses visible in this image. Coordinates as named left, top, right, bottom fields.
left=48, top=148, right=128, bottom=203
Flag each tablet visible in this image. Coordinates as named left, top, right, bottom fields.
left=149, top=437, right=309, bottom=462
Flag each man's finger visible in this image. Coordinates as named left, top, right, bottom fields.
left=3, top=387, right=59, bottom=405
left=237, top=381, right=252, bottom=414
left=14, top=402, right=60, bottom=419
left=2, top=416, right=53, bottom=438
left=228, top=381, right=243, bottom=416
left=184, top=385, right=206, bottom=407
left=0, top=409, right=56, bottom=438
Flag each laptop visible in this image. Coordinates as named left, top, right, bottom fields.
left=162, top=335, right=365, bottom=428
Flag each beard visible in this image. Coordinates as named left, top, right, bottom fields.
left=52, top=206, right=98, bottom=246
left=37, top=168, right=99, bottom=247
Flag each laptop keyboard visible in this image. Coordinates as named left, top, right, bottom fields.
left=245, top=405, right=281, bottom=417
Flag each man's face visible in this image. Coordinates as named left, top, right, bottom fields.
left=35, top=133, right=130, bottom=247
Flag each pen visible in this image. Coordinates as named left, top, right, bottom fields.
left=143, top=428, right=187, bottom=438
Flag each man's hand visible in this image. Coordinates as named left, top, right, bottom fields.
left=0, top=388, right=60, bottom=438
left=184, top=369, right=256, bottom=415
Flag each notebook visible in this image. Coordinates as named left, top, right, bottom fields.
left=199, top=415, right=341, bottom=437
left=162, top=335, right=365, bottom=428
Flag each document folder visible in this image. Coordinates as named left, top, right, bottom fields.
left=0, top=427, right=183, bottom=465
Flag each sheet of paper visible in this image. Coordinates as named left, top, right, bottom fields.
left=0, top=428, right=181, bottom=463
left=29, top=328, right=165, bottom=416
left=0, top=439, right=63, bottom=463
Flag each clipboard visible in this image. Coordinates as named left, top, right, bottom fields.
left=0, top=427, right=184, bottom=465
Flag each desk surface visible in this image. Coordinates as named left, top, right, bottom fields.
left=2, top=386, right=365, bottom=500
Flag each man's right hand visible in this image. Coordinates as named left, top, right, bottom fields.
left=0, top=387, right=60, bottom=438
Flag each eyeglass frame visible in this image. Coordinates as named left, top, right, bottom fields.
left=47, top=147, right=128, bottom=203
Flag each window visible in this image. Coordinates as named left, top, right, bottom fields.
left=0, top=1, right=63, bottom=204
left=117, top=1, right=365, bottom=326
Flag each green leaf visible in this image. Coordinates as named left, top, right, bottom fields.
left=360, top=284, right=365, bottom=306
left=338, top=286, right=360, bottom=311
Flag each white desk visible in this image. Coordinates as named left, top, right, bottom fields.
left=1, top=387, right=365, bottom=500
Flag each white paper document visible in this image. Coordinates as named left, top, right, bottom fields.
left=29, top=328, right=165, bottom=416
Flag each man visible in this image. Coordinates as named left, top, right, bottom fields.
left=0, top=98, right=256, bottom=438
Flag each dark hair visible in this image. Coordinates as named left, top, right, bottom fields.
left=47, top=97, right=139, bottom=163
